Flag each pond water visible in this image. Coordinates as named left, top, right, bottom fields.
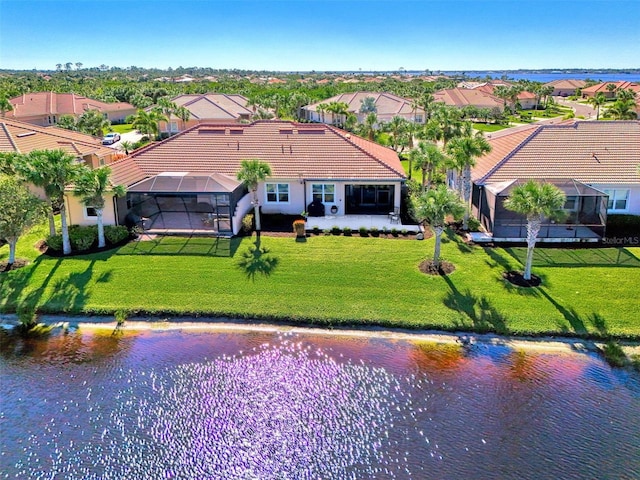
left=1, top=326, right=639, bottom=479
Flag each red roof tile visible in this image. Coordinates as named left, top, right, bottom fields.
left=7, top=92, right=134, bottom=119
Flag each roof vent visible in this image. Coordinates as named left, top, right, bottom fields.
left=199, top=128, right=225, bottom=134
left=16, top=131, right=37, bottom=138
left=279, top=129, right=293, bottom=135
left=229, top=129, right=243, bottom=135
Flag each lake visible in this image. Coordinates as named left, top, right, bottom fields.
left=1, top=325, right=639, bottom=479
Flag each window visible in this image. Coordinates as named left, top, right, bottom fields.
left=265, top=183, right=289, bottom=203
left=312, top=184, right=335, bottom=203
left=564, top=196, right=578, bottom=211
left=604, top=189, right=629, bottom=211
left=414, top=115, right=423, bottom=123
left=84, top=206, right=98, bottom=217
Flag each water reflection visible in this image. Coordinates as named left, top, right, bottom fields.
left=1, top=328, right=639, bottom=479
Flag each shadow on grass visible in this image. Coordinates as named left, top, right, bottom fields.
left=442, top=275, right=508, bottom=335
left=116, top=235, right=242, bottom=258
left=503, top=246, right=640, bottom=268
left=444, top=229, right=474, bottom=254
left=236, top=239, right=279, bottom=281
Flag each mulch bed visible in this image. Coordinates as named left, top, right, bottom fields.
left=0, top=258, right=30, bottom=272
left=503, top=271, right=542, bottom=287
left=419, top=259, right=456, bottom=276
left=42, top=237, right=133, bottom=258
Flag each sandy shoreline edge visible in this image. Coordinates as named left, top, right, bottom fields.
left=3, top=314, right=639, bottom=355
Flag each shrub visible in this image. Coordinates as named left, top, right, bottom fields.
left=46, top=234, right=63, bottom=252
left=104, top=225, right=129, bottom=245
left=312, top=226, right=320, bottom=235
left=323, top=228, right=331, bottom=236
left=359, top=226, right=368, bottom=237
left=370, top=227, right=379, bottom=237
left=343, top=226, right=352, bottom=236
left=69, top=226, right=97, bottom=251
left=601, top=341, right=627, bottom=368
left=607, top=214, right=640, bottom=236
left=467, top=216, right=481, bottom=232
left=331, top=225, right=341, bottom=235
left=242, top=213, right=254, bottom=235
left=390, top=228, right=399, bottom=237
left=401, top=229, right=408, bottom=236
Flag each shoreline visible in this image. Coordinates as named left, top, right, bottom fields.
left=3, top=313, right=639, bottom=355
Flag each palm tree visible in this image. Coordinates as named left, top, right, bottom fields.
left=421, top=105, right=462, bottom=147
left=503, top=180, right=566, bottom=281
left=362, top=112, right=378, bottom=141
left=326, top=101, right=349, bottom=127
left=17, top=149, right=83, bottom=254
left=410, top=141, right=448, bottom=191
left=77, top=109, right=111, bottom=137
left=411, top=184, right=465, bottom=269
left=385, top=116, right=409, bottom=152
left=131, top=109, right=166, bottom=140
left=588, top=93, right=607, bottom=120
left=0, top=175, right=47, bottom=267
left=73, top=166, right=127, bottom=248
left=604, top=98, right=638, bottom=120
left=316, top=103, right=328, bottom=123
left=359, top=96, right=377, bottom=114
left=174, top=106, right=191, bottom=131
left=155, top=97, right=178, bottom=136
left=446, top=131, right=491, bottom=230
left=237, top=159, right=272, bottom=239
left=119, top=140, right=134, bottom=155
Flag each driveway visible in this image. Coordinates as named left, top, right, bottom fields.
left=556, top=98, right=597, bottom=119
left=112, top=131, right=144, bottom=151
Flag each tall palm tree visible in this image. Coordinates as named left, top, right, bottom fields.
left=411, top=184, right=465, bottom=269
left=154, top=97, right=178, bottom=136
left=410, top=141, right=448, bottom=191
left=362, top=112, right=378, bottom=141
left=237, top=159, right=272, bottom=239
left=131, top=109, right=166, bottom=140
left=73, top=166, right=127, bottom=248
left=174, top=106, right=191, bottom=131
left=17, top=149, right=83, bottom=254
left=446, top=131, right=492, bottom=230
left=421, top=105, right=462, bottom=147
left=77, top=109, right=111, bottom=137
left=588, top=93, right=606, bottom=120
left=503, top=180, right=566, bottom=280
left=359, top=96, right=377, bottom=114
left=385, top=116, right=409, bottom=153
left=604, top=98, right=638, bottom=120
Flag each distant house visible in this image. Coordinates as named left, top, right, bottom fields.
left=154, top=93, right=253, bottom=135
left=0, top=118, right=121, bottom=168
left=65, top=121, right=406, bottom=235
left=470, top=121, right=640, bottom=242
left=473, top=83, right=537, bottom=110
left=302, top=92, right=424, bottom=125
left=581, top=81, right=640, bottom=99
left=6, top=92, right=136, bottom=126
left=433, top=88, right=505, bottom=111
left=544, top=79, right=586, bottom=97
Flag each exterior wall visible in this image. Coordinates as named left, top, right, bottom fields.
left=233, top=193, right=254, bottom=235
left=553, top=88, right=579, bottom=97
left=258, top=180, right=306, bottom=215
left=518, top=98, right=537, bottom=110
left=65, top=193, right=117, bottom=227
left=590, top=184, right=640, bottom=215
left=106, top=108, right=136, bottom=124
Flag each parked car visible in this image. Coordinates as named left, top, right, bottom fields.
left=102, top=132, right=121, bottom=145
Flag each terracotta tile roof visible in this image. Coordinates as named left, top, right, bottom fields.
left=0, top=118, right=116, bottom=159
left=7, top=92, right=134, bottom=119
left=581, top=81, right=640, bottom=95
left=109, top=121, right=405, bottom=187
left=170, top=94, right=251, bottom=120
left=305, top=92, right=420, bottom=116
left=543, top=79, right=586, bottom=89
left=433, top=88, right=504, bottom=109
left=472, top=121, right=640, bottom=185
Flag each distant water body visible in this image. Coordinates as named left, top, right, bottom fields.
left=440, top=71, right=640, bottom=83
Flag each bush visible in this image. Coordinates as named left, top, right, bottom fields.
left=242, top=213, right=254, bottom=235
left=359, top=226, right=368, bottom=237
left=105, top=225, right=129, bottom=245
left=467, top=216, right=481, bottom=232
left=401, top=229, right=408, bottom=236
left=370, top=227, right=379, bottom=237
left=601, top=341, right=627, bottom=368
left=607, top=214, right=640, bottom=236
left=323, top=228, right=331, bottom=236
left=46, top=234, right=63, bottom=252
left=343, top=227, right=352, bottom=236
left=331, top=225, right=341, bottom=235
left=312, top=226, right=320, bottom=235
left=390, top=228, right=399, bottom=237
left=69, top=226, right=97, bottom=251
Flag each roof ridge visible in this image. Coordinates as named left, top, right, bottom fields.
left=0, top=122, right=20, bottom=153
left=478, top=126, right=542, bottom=183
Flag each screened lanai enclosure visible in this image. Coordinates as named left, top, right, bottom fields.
left=124, top=173, right=246, bottom=235
left=472, top=179, right=608, bottom=241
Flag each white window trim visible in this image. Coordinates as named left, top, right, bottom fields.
left=265, top=183, right=290, bottom=204
left=83, top=206, right=98, bottom=219
left=604, top=189, right=630, bottom=212
left=311, top=183, right=336, bottom=203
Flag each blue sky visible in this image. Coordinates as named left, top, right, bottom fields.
left=1, top=0, right=638, bottom=71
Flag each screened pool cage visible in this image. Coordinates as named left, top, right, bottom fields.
left=124, top=173, right=246, bottom=235
left=472, top=179, right=608, bottom=240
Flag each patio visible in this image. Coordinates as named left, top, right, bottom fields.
left=303, top=214, right=420, bottom=232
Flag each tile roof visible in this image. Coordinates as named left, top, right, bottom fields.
left=543, top=79, right=587, bottom=89
left=169, top=93, right=252, bottom=120
left=433, top=88, right=504, bottom=109
left=472, top=121, right=640, bottom=185
left=7, top=92, right=134, bottom=118
left=305, top=92, right=420, bottom=116
left=0, top=118, right=116, bottom=158
left=581, top=81, right=640, bottom=95
left=108, top=121, right=406, bottom=187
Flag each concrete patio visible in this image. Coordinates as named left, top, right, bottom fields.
left=304, top=214, right=420, bottom=233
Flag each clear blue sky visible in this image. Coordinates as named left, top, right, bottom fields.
left=1, top=0, right=638, bottom=71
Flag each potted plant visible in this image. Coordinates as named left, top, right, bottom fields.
left=293, top=219, right=306, bottom=238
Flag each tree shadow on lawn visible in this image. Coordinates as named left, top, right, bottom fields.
left=482, top=247, right=544, bottom=296
left=503, top=246, right=640, bottom=268
left=444, top=229, right=474, bottom=254
left=236, top=238, right=279, bottom=282
left=441, top=275, right=508, bottom=335
left=116, top=235, right=242, bottom=258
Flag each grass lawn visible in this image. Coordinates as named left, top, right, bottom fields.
left=1, top=224, right=639, bottom=339
left=472, top=123, right=509, bottom=133
left=107, top=123, right=135, bottom=134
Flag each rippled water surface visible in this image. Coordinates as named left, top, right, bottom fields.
left=1, top=327, right=639, bottom=479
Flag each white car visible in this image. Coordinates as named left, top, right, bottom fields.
left=102, top=132, right=121, bottom=145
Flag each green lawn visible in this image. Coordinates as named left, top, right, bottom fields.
left=107, top=123, right=135, bottom=134
left=472, top=123, right=509, bottom=133
left=2, top=225, right=639, bottom=339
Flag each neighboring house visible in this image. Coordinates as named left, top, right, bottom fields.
left=154, top=94, right=253, bottom=134
left=433, top=88, right=505, bottom=112
left=544, top=79, right=586, bottom=97
left=581, top=81, right=640, bottom=99
left=474, top=84, right=537, bottom=110
left=470, top=121, right=640, bottom=242
left=7, top=92, right=136, bottom=126
left=65, top=121, right=406, bottom=235
left=0, top=118, right=121, bottom=168
left=302, top=92, right=425, bottom=125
